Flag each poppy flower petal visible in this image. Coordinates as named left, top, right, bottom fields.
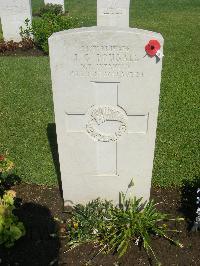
left=145, top=40, right=161, bottom=57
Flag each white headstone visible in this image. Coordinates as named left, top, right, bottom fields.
left=0, top=0, right=32, bottom=42
left=49, top=27, right=164, bottom=205
left=44, top=0, right=65, bottom=12
left=97, top=0, right=130, bottom=27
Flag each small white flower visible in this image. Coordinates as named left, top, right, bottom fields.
left=93, top=229, right=98, bottom=235
left=196, top=208, right=200, bottom=215
left=135, top=238, right=140, bottom=246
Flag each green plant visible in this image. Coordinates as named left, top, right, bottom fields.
left=66, top=187, right=183, bottom=265
left=20, top=18, right=33, bottom=41
left=0, top=190, right=25, bottom=247
left=0, top=154, right=14, bottom=177
left=102, top=193, right=183, bottom=262
left=0, top=19, right=34, bottom=53
left=38, top=4, right=63, bottom=17
left=67, top=199, right=114, bottom=246
left=0, top=154, right=21, bottom=195
left=20, top=14, right=80, bottom=54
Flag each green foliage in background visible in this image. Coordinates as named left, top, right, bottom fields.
left=0, top=0, right=199, bottom=186
left=0, top=154, right=14, bottom=175
left=21, top=2, right=93, bottom=53
left=38, top=3, right=63, bottom=17
left=31, top=0, right=45, bottom=15
left=31, top=13, right=80, bottom=53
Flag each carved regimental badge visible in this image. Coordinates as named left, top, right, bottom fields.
left=86, top=105, right=128, bottom=142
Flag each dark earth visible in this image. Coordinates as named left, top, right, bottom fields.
left=0, top=182, right=199, bottom=266
left=0, top=48, right=45, bottom=56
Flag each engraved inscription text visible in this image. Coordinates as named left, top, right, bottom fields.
left=70, top=45, right=144, bottom=79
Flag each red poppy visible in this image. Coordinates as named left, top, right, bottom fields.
left=0, top=155, right=5, bottom=161
left=145, top=40, right=161, bottom=57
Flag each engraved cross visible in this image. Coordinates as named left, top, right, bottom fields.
left=65, top=82, right=148, bottom=176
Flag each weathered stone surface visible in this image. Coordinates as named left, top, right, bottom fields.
left=0, top=0, right=32, bottom=42
left=97, top=0, right=130, bottom=27
left=49, top=27, right=164, bottom=205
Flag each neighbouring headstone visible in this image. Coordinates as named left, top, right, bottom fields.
left=97, top=0, right=130, bottom=27
left=49, top=25, right=164, bottom=206
left=44, top=0, right=65, bottom=12
left=0, top=0, right=32, bottom=42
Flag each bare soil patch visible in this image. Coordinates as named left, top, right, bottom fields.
left=0, top=183, right=199, bottom=266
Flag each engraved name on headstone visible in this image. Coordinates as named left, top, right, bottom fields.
left=0, top=0, right=32, bottom=42
left=49, top=27, right=164, bottom=205
left=97, top=0, right=130, bottom=27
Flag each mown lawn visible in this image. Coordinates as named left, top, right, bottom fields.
left=0, top=0, right=199, bottom=186
left=31, top=0, right=45, bottom=14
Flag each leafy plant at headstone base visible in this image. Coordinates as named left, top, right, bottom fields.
left=0, top=154, right=14, bottom=174
left=0, top=19, right=34, bottom=53
left=0, top=40, right=19, bottom=52
left=20, top=18, right=33, bottom=40
left=0, top=154, right=14, bottom=190
left=66, top=182, right=184, bottom=265
left=20, top=14, right=81, bottom=54
left=66, top=199, right=114, bottom=245
left=0, top=153, right=21, bottom=196
left=18, top=18, right=35, bottom=50
left=0, top=39, right=34, bottom=53
left=0, top=190, right=25, bottom=248
left=38, top=3, right=64, bottom=17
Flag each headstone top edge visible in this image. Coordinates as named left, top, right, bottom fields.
left=48, top=26, right=164, bottom=42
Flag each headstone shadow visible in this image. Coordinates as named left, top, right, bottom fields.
left=47, top=123, right=63, bottom=198
left=179, top=176, right=200, bottom=230
left=0, top=202, right=60, bottom=265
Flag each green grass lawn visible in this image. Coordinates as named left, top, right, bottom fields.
left=31, top=0, right=45, bottom=14
left=0, top=0, right=199, bottom=186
